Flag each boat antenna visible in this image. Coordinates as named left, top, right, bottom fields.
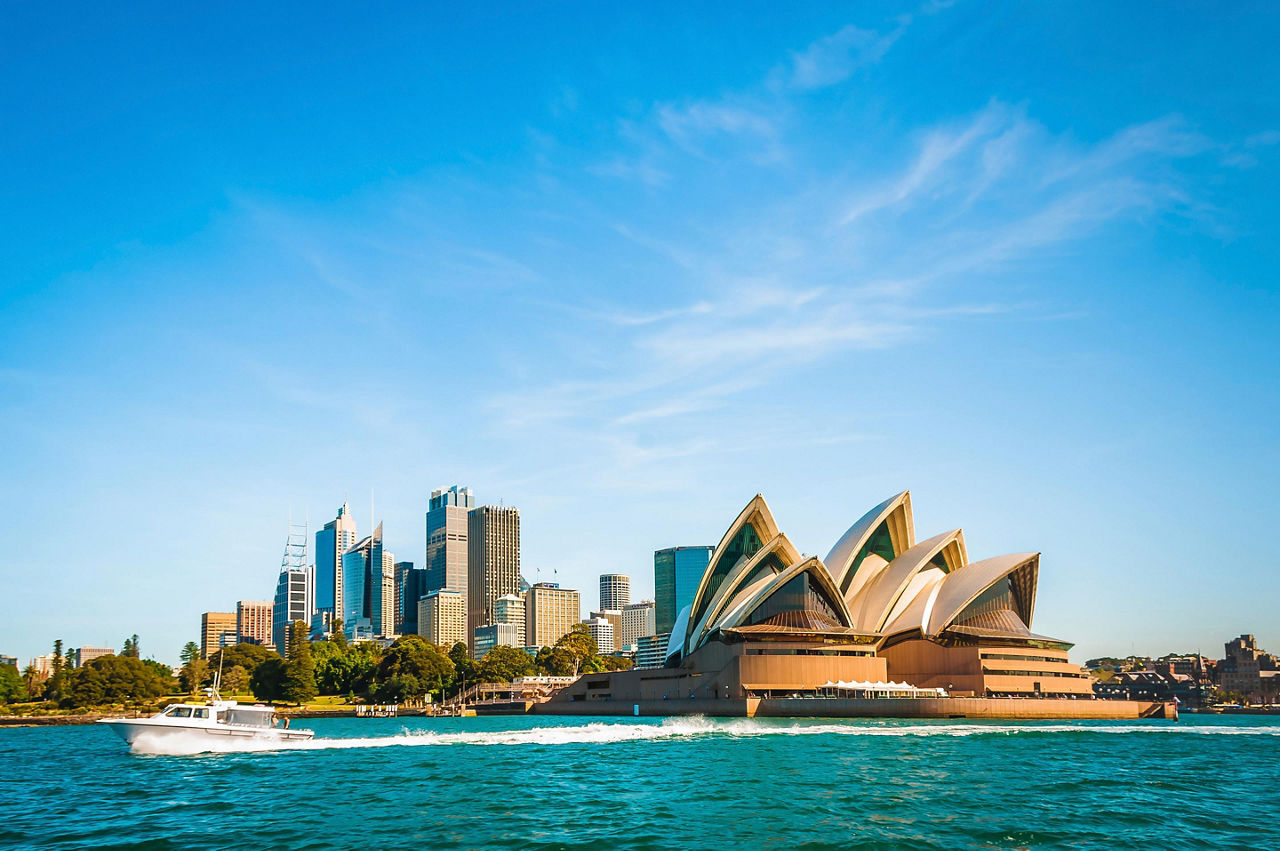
left=212, top=645, right=226, bottom=702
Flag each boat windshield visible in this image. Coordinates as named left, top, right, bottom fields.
left=225, top=708, right=273, bottom=728
left=164, top=706, right=193, bottom=718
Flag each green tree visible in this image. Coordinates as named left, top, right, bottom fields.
left=121, top=634, right=141, bottom=659
left=45, top=639, right=67, bottom=703
left=179, top=642, right=201, bottom=666
left=179, top=658, right=208, bottom=694
left=551, top=624, right=597, bottom=677
left=0, top=664, right=27, bottom=703
left=449, top=641, right=476, bottom=684
left=21, top=664, right=41, bottom=696
left=65, top=655, right=170, bottom=708
left=208, top=644, right=280, bottom=680
left=477, top=645, right=536, bottom=684
left=250, top=657, right=286, bottom=701
left=330, top=618, right=348, bottom=650
left=374, top=636, right=454, bottom=701
left=311, top=639, right=377, bottom=696
left=221, top=664, right=249, bottom=694
left=282, top=621, right=318, bottom=704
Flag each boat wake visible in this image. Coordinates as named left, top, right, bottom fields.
left=128, top=716, right=1280, bottom=756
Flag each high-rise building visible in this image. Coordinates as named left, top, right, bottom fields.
left=368, top=527, right=395, bottom=637
left=315, top=502, right=357, bottom=618
left=341, top=531, right=376, bottom=639
left=583, top=617, right=615, bottom=655
left=237, top=600, right=273, bottom=647
left=599, top=574, right=631, bottom=610
left=200, top=612, right=237, bottom=659
left=418, top=589, right=466, bottom=649
left=493, top=593, right=527, bottom=647
left=525, top=583, right=580, bottom=649
left=273, top=568, right=313, bottom=655
left=425, top=486, right=475, bottom=597
left=589, top=610, right=622, bottom=649
left=0, top=655, right=17, bottom=669
left=473, top=623, right=522, bottom=660
left=621, top=600, right=656, bottom=651
left=654, top=546, right=713, bottom=634
left=467, top=505, right=520, bottom=650
left=395, top=561, right=427, bottom=636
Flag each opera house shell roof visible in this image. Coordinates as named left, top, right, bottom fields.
left=674, top=490, right=1062, bottom=662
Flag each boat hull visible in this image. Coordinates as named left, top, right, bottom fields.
left=98, top=718, right=314, bottom=748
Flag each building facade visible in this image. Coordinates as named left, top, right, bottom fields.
left=1219, top=634, right=1280, bottom=700
left=467, top=505, right=521, bottom=650
left=599, top=574, right=631, bottom=611
left=493, top=593, right=527, bottom=647
left=654, top=546, right=713, bottom=635
left=473, top=623, right=522, bottom=660
left=314, top=502, right=357, bottom=618
left=273, top=567, right=313, bottom=655
left=200, top=612, right=237, bottom=659
left=425, top=485, right=474, bottom=597
left=395, top=561, right=427, bottom=636
left=589, top=610, right=622, bottom=649
left=635, top=633, right=671, bottom=670
left=525, top=583, right=580, bottom=649
left=73, top=647, right=114, bottom=667
left=236, top=600, right=273, bottom=647
left=418, top=589, right=466, bottom=650
left=583, top=617, right=616, bottom=654
left=342, top=531, right=374, bottom=639
left=621, top=601, right=656, bottom=651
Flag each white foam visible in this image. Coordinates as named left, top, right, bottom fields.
left=128, top=715, right=1280, bottom=756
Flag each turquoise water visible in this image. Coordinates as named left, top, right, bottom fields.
left=2, top=714, right=1278, bottom=849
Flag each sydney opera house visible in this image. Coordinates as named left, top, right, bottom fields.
left=545, top=491, right=1166, bottom=718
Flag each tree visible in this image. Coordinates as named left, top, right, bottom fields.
left=208, top=644, right=280, bottom=680
left=0, top=664, right=26, bottom=703
left=179, top=642, right=201, bottom=666
left=477, top=645, right=535, bottom=684
left=121, top=634, right=141, bottom=659
left=330, top=618, right=348, bottom=651
left=373, top=636, right=454, bottom=701
left=549, top=624, right=597, bottom=677
left=45, top=639, right=67, bottom=703
left=250, top=658, right=286, bottom=701
left=282, top=621, right=318, bottom=704
left=221, top=665, right=249, bottom=695
left=21, top=664, right=41, bottom=696
left=65, top=655, right=170, bottom=708
left=179, top=658, right=208, bottom=694
left=449, top=641, right=476, bottom=684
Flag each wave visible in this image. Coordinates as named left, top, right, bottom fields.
left=128, top=716, right=1280, bottom=756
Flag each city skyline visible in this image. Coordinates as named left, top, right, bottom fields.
left=3, top=3, right=1278, bottom=667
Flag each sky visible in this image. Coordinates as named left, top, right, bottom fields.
left=2, top=2, right=1277, bottom=667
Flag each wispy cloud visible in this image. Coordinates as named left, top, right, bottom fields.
left=781, top=24, right=902, bottom=90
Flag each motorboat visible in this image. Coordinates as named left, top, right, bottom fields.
left=98, top=687, right=313, bottom=749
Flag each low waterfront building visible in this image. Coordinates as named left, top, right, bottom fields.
left=418, top=589, right=466, bottom=649
left=72, top=646, right=114, bottom=667
left=1218, top=634, right=1280, bottom=702
left=1093, top=669, right=1213, bottom=706
left=473, top=623, right=522, bottom=660
left=201, top=612, right=237, bottom=659
left=635, top=633, right=671, bottom=670
left=583, top=617, right=616, bottom=655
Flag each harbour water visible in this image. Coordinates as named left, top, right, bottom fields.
left=2, top=714, right=1277, bottom=848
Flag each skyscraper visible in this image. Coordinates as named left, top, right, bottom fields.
left=341, top=530, right=376, bottom=639
left=273, top=567, right=313, bottom=656
left=583, top=617, right=615, bottom=654
left=315, top=502, right=357, bottom=617
left=368, top=525, right=394, bottom=637
left=654, top=546, right=713, bottom=635
left=424, top=486, right=474, bottom=597
left=200, top=612, right=236, bottom=659
left=467, top=504, right=520, bottom=650
left=418, top=589, right=466, bottom=649
left=599, top=574, right=631, bottom=610
left=525, top=583, right=580, bottom=648
left=493, top=593, right=526, bottom=647
left=236, top=600, right=273, bottom=647
left=621, top=600, right=656, bottom=651
left=394, top=561, right=426, bottom=636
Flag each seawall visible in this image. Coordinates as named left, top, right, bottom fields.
left=533, top=696, right=1177, bottom=720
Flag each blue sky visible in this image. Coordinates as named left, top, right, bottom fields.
left=2, top=2, right=1277, bottom=666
